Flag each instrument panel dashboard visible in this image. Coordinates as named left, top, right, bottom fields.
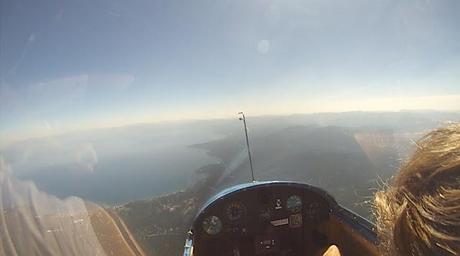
left=192, top=182, right=334, bottom=256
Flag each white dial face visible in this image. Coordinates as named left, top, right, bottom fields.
left=202, top=216, right=223, bottom=235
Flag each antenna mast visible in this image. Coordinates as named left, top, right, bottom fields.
left=238, top=112, right=255, bottom=182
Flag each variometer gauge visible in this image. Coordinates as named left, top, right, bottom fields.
left=286, top=195, right=302, bottom=213
left=202, top=216, right=223, bottom=235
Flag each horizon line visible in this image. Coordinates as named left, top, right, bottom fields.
left=1, top=109, right=459, bottom=149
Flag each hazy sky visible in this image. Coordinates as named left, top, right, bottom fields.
left=1, top=0, right=459, bottom=142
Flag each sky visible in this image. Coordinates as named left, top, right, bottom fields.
left=1, top=0, right=459, bottom=144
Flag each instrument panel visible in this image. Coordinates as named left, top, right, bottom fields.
left=192, top=182, right=333, bottom=256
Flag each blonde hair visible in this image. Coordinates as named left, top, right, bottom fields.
left=374, top=123, right=460, bottom=255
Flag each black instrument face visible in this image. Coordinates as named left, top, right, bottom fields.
left=202, top=215, right=223, bottom=235
left=225, top=201, right=246, bottom=222
left=286, top=195, right=302, bottom=213
left=194, top=182, right=332, bottom=256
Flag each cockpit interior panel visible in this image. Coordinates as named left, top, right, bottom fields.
left=185, top=181, right=378, bottom=256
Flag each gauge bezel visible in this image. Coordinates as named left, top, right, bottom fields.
left=286, top=195, right=303, bottom=213
left=225, top=201, right=247, bottom=222
left=202, top=215, right=223, bottom=235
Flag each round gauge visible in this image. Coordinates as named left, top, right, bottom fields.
left=202, top=216, right=223, bottom=235
left=225, top=201, right=246, bottom=222
left=286, top=195, right=302, bottom=213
